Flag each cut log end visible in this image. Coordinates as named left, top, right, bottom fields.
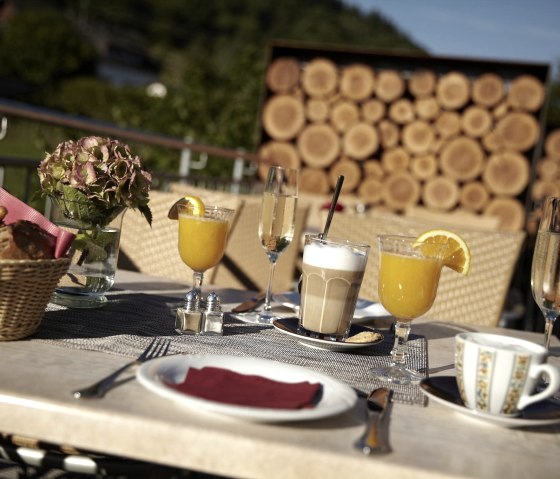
left=343, top=122, right=379, bottom=160
left=460, top=181, right=490, bottom=212
left=329, top=159, right=362, bottom=193
left=357, top=176, right=383, bottom=205
left=262, top=95, right=306, bottom=141
left=297, top=123, right=340, bottom=168
left=507, top=74, right=545, bottom=112
left=257, top=141, right=301, bottom=180
left=388, top=98, right=415, bottom=124
left=484, top=197, right=526, bottom=231
left=300, top=167, right=331, bottom=195
left=545, top=129, right=560, bottom=160
left=376, top=70, right=405, bottom=103
left=461, top=106, right=492, bottom=138
left=340, top=64, right=376, bottom=101
left=402, top=120, right=435, bottom=155
left=411, top=154, right=438, bottom=180
left=381, top=147, right=410, bottom=173
left=436, top=71, right=470, bottom=110
left=382, top=172, right=421, bottom=211
left=266, top=57, right=301, bottom=93
left=482, top=152, right=530, bottom=196
left=440, top=136, right=485, bottom=181
left=302, top=58, right=339, bottom=98
left=435, top=111, right=461, bottom=139
left=422, top=176, right=459, bottom=211
left=472, top=73, right=504, bottom=107
left=361, top=99, right=386, bottom=124
left=330, top=100, right=360, bottom=132
left=531, top=180, right=560, bottom=202
left=378, top=120, right=400, bottom=149
left=414, top=97, right=440, bottom=121
left=495, top=112, right=540, bottom=152
left=409, top=69, right=437, bottom=98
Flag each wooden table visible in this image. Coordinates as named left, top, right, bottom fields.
left=0, top=270, right=558, bottom=479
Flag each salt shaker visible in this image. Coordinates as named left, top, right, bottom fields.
left=201, top=291, right=223, bottom=335
left=175, top=289, right=203, bottom=335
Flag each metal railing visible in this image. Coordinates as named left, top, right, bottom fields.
left=0, top=98, right=263, bottom=200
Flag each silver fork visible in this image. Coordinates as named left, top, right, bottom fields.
left=73, top=338, right=171, bottom=399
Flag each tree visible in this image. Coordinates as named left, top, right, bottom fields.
left=0, top=9, right=97, bottom=87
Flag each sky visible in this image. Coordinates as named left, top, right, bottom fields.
left=343, top=0, right=560, bottom=73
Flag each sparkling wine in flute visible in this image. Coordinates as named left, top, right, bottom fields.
left=531, top=230, right=560, bottom=348
left=236, top=165, right=298, bottom=325
left=259, top=191, right=297, bottom=259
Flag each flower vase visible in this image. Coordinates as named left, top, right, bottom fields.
left=51, top=200, right=126, bottom=308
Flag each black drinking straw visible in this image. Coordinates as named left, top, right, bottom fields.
left=319, top=175, right=344, bottom=240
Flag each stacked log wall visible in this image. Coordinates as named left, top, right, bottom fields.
left=257, top=42, right=550, bottom=231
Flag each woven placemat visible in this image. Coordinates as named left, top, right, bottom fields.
left=37, top=290, right=427, bottom=405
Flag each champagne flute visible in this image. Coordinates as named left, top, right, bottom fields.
left=371, top=235, right=447, bottom=385
left=531, top=196, right=560, bottom=350
left=241, top=166, right=298, bottom=324
left=177, top=203, right=234, bottom=298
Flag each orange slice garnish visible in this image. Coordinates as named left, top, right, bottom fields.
left=414, top=229, right=471, bottom=275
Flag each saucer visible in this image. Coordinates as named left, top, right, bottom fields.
left=419, top=376, right=560, bottom=428
left=272, top=317, right=384, bottom=352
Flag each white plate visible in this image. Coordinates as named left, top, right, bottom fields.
left=273, top=292, right=391, bottom=324
left=420, top=376, right=560, bottom=428
left=272, top=317, right=384, bottom=352
left=136, top=354, right=357, bottom=422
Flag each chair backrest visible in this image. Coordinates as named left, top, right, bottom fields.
left=323, top=210, right=526, bottom=327
left=168, top=184, right=309, bottom=291
left=119, top=189, right=243, bottom=284
left=405, top=206, right=501, bottom=231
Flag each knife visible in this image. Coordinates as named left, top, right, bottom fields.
left=355, top=387, right=392, bottom=454
left=231, top=293, right=266, bottom=313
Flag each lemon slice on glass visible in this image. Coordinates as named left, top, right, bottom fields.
left=168, top=195, right=205, bottom=220
left=414, top=229, right=471, bottom=275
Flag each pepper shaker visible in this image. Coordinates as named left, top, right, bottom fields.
left=175, top=289, right=203, bottom=335
left=201, top=291, right=224, bottom=335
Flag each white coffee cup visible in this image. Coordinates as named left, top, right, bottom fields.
left=455, top=332, right=560, bottom=416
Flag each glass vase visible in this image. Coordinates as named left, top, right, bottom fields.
left=51, top=201, right=126, bottom=308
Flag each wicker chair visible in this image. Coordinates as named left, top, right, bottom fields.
left=405, top=206, right=501, bottom=231
left=323, top=210, right=526, bottom=327
left=119, top=189, right=243, bottom=285
left=168, top=184, right=310, bottom=291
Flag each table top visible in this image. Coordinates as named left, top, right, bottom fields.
left=0, top=270, right=559, bottom=479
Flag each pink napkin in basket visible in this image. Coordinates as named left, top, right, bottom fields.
left=0, top=187, right=75, bottom=258
left=165, top=366, right=322, bottom=409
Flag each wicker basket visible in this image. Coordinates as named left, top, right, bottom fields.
left=0, top=258, right=70, bottom=340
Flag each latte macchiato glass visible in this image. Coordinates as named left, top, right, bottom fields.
left=298, top=235, right=369, bottom=341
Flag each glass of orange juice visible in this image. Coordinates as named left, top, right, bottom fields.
left=177, top=203, right=234, bottom=295
left=372, top=235, right=447, bottom=385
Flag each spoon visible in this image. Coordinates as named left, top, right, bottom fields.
left=319, top=175, right=344, bottom=240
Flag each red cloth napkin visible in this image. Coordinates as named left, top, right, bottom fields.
left=165, top=366, right=322, bottom=409
left=0, top=188, right=75, bottom=258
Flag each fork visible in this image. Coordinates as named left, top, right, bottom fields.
left=73, top=338, right=171, bottom=399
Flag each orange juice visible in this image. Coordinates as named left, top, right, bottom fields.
left=378, top=251, right=442, bottom=320
left=178, top=214, right=229, bottom=272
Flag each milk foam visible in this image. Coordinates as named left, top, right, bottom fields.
left=303, top=241, right=367, bottom=271
left=469, top=335, right=536, bottom=353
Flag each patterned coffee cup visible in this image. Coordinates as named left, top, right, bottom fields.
left=455, top=332, right=560, bottom=416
